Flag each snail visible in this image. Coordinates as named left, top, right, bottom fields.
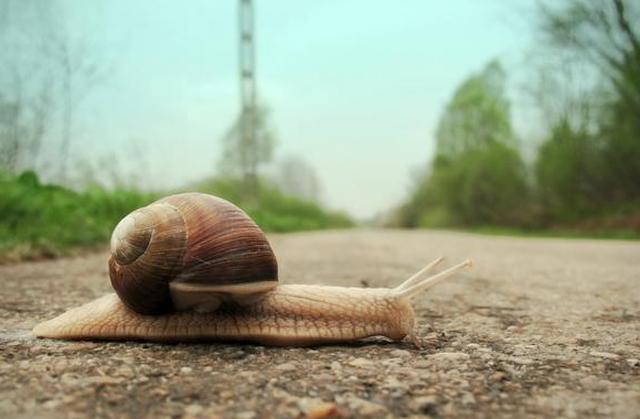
left=32, top=192, right=472, bottom=346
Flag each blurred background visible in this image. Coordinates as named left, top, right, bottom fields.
left=1, top=0, right=639, bottom=262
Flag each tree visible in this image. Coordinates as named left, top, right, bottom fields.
left=435, top=61, right=514, bottom=157
left=219, top=105, right=277, bottom=185
left=0, top=0, right=103, bottom=181
left=535, top=117, right=603, bottom=222
left=536, top=0, right=640, bottom=205
left=47, top=32, right=104, bottom=182
left=0, top=0, right=54, bottom=174
left=273, top=155, right=321, bottom=202
left=0, top=95, right=22, bottom=171
left=400, top=61, right=529, bottom=227
left=539, top=0, right=640, bottom=111
left=424, top=144, right=529, bottom=226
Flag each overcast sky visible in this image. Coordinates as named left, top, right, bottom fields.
left=58, top=0, right=533, bottom=219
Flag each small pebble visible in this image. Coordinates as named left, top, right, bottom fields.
left=411, top=395, right=438, bottom=413
left=461, top=392, right=476, bottom=405
left=589, top=351, right=620, bottom=360
left=84, top=376, right=123, bottom=386
left=339, top=395, right=387, bottom=416
left=184, top=404, right=204, bottom=415
left=297, top=398, right=339, bottom=419
left=389, top=349, right=411, bottom=358
left=348, top=358, right=374, bottom=368
left=276, top=362, right=297, bottom=372
left=509, top=357, right=534, bottom=366
left=428, top=352, right=470, bottom=363
left=491, top=371, right=508, bottom=382
left=305, top=401, right=339, bottom=419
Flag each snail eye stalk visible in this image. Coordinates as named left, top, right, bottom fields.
left=393, top=259, right=472, bottom=299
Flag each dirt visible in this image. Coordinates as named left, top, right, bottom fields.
left=1, top=229, right=639, bottom=418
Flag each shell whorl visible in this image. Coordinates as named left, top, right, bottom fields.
left=108, top=193, right=278, bottom=315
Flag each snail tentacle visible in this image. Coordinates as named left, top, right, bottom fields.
left=395, top=256, right=445, bottom=291
left=393, top=259, right=472, bottom=299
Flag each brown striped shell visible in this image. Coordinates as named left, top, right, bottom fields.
left=108, top=193, right=278, bottom=315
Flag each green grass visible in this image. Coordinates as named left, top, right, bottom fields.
left=408, top=204, right=640, bottom=240
left=0, top=171, right=353, bottom=262
left=447, top=225, right=640, bottom=241
left=0, top=171, right=158, bottom=262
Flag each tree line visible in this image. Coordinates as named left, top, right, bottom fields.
left=0, top=0, right=103, bottom=183
left=0, top=1, right=323, bottom=204
left=397, top=0, right=640, bottom=233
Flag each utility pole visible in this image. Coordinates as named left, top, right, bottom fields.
left=238, top=0, right=257, bottom=190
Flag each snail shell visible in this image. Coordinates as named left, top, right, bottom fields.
left=108, top=192, right=278, bottom=315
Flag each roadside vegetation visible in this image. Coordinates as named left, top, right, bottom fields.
left=0, top=171, right=352, bottom=263
left=0, top=171, right=157, bottom=262
left=394, top=1, right=640, bottom=239
left=0, top=3, right=352, bottom=263
left=2, top=1, right=638, bottom=264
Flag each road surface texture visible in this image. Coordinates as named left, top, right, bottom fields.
left=1, top=229, right=639, bottom=418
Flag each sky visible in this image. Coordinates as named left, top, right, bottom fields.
left=55, top=0, right=532, bottom=219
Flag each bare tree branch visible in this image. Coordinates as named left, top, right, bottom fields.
left=612, top=0, right=640, bottom=59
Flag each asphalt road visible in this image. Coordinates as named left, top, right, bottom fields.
left=1, top=229, right=639, bottom=418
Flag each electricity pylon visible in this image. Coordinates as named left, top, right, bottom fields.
left=238, top=0, right=257, bottom=189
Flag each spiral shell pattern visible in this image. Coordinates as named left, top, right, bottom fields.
left=108, top=193, right=278, bottom=314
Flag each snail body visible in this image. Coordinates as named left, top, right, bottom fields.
left=33, top=193, right=471, bottom=346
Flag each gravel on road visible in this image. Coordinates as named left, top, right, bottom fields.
left=1, top=229, right=639, bottom=418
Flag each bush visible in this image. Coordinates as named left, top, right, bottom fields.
left=397, top=60, right=531, bottom=229
left=0, top=171, right=157, bottom=261
left=399, top=143, right=530, bottom=228
left=534, top=118, right=604, bottom=223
